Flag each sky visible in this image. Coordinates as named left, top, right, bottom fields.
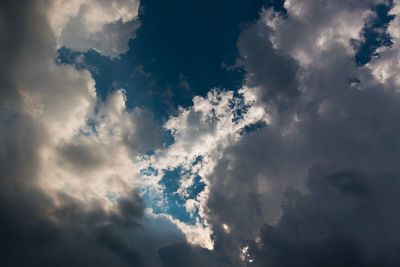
left=1, top=0, right=400, bottom=266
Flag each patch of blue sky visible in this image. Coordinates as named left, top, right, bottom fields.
left=106, top=191, right=117, bottom=203
left=140, top=187, right=165, bottom=212
left=74, top=118, right=99, bottom=138
left=160, top=129, right=175, bottom=148
left=56, top=0, right=278, bottom=123
left=140, top=166, right=159, bottom=176
left=78, top=118, right=99, bottom=136
left=185, top=175, right=206, bottom=201
left=138, top=156, right=206, bottom=225
left=158, top=166, right=206, bottom=224
left=159, top=167, right=183, bottom=195
left=144, top=149, right=155, bottom=156
left=269, top=0, right=287, bottom=15
left=191, top=155, right=203, bottom=167
left=353, top=1, right=395, bottom=66
left=229, top=91, right=250, bottom=123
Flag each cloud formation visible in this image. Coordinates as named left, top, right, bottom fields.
left=194, top=0, right=400, bottom=265
left=50, top=0, right=140, bottom=57
left=140, top=87, right=269, bottom=249
left=0, top=1, right=179, bottom=266
left=3, top=0, right=400, bottom=266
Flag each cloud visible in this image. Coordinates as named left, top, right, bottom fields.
left=0, top=0, right=180, bottom=266
left=196, top=0, right=400, bottom=265
left=248, top=167, right=400, bottom=267
left=3, top=0, right=400, bottom=265
left=140, top=87, right=269, bottom=249
left=158, top=243, right=224, bottom=267
left=49, top=0, right=141, bottom=58
left=236, top=21, right=300, bottom=109
left=1, top=0, right=267, bottom=264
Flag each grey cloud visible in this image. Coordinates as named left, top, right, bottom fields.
left=0, top=115, right=148, bottom=266
left=0, top=1, right=178, bottom=266
left=237, top=22, right=300, bottom=109
left=57, top=142, right=108, bottom=173
left=159, top=243, right=204, bottom=267
left=97, top=225, right=144, bottom=266
left=0, top=111, right=147, bottom=266
left=0, top=189, right=147, bottom=267
left=0, top=0, right=54, bottom=109
left=123, top=108, right=162, bottom=154
left=158, top=243, right=229, bottom=267
left=202, top=1, right=400, bottom=265
left=248, top=167, right=400, bottom=267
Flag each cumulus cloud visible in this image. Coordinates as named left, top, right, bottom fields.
left=247, top=167, right=400, bottom=266
left=0, top=0, right=181, bottom=266
left=194, top=0, right=400, bottom=265
left=49, top=0, right=140, bottom=57
left=140, top=87, right=269, bottom=249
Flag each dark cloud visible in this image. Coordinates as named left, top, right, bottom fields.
left=0, top=1, right=154, bottom=266
left=159, top=243, right=202, bottom=267
left=158, top=243, right=228, bottom=267
left=0, top=144, right=147, bottom=267
left=0, top=108, right=147, bottom=266
left=248, top=167, right=400, bottom=267
left=202, top=1, right=400, bottom=265
left=237, top=22, right=300, bottom=109
left=0, top=0, right=53, bottom=108
left=0, top=192, right=148, bottom=267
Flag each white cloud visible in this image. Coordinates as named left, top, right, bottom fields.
left=0, top=0, right=150, bottom=227
left=262, top=1, right=372, bottom=66
left=49, top=0, right=141, bottom=58
left=138, top=87, right=270, bottom=249
left=38, top=89, right=158, bottom=210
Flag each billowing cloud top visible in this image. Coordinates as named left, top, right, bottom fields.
left=50, top=0, right=140, bottom=57
left=2, top=0, right=400, bottom=266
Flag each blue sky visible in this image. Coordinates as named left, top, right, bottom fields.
left=58, top=0, right=281, bottom=121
